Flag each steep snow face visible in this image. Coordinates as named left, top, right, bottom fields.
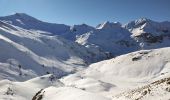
left=76, top=21, right=138, bottom=56
left=62, top=24, right=95, bottom=41
left=0, top=21, right=107, bottom=81
left=124, top=18, right=170, bottom=46
left=0, top=13, right=70, bottom=35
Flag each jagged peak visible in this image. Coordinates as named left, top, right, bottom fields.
left=134, top=18, right=153, bottom=25
left=96, top=21, right=122, bottom=29
left=124, top=18, right=155, bottom=29
left=136, top=17, right=151, bottom=22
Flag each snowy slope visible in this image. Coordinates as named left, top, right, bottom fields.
left=0, top=74, right=111, bottom=100
left=83, top=47, right=170, bottom=84
left=34, top=87, right=111, bottom=100
left=60, top=47, right=170, bottom=99
left=0, top=74, right=63, bottom=100
left=76, top=21, right=138, bottom=56
left=0, top=20, right=107, bottom=81
left=0, top=13, right=70, bottom=35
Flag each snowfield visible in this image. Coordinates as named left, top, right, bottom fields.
left=41, top=87, right=111, bottom=100
left=1, top=47, right=170, bottom=100
left=0, top=13, right=170, bottom=100
left=60, top=47, right=170, bottom=99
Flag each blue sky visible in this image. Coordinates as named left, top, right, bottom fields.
left=0, top=0, right=170, bottom=26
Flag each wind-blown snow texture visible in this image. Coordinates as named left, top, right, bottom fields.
left=0, top=13, right=170, bottom=100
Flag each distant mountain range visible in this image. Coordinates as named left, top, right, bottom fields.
left=1, top=13, right=170, bottom=57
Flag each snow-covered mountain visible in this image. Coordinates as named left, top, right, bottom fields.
left=0, top=13, right=70, bottom=35
left=76, top=21, right=138, bottom=57
left=124, top=18, right=170, bottom=49
left=1, top=14, right=170, bottom=56
left=75, top=19, right=170, bottom=57
left=124, top=18, right=170, bottom=37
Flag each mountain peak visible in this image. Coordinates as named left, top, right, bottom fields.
left=134, top=17, right=153, bottom=25
left=96, top=21, right=121, bottom=29
left=13, top=13, right=38, bottom=21
left=14, top=13, right=28, bottom=16
left=137, top=17, right=151, bottom=22
left=0, top=13, right=39, bottom=23
left=124, top=18, right=154, bottom=29
left=0, top=13, right=70, bottom=35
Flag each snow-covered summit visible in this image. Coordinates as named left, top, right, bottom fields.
left=0, top=13, right=70, bottom=35
left=2, top=13, right=39, bottom=22
left=123, top=18, right=170, bottom=51
left=125, top=18, right=152, bottom=28
left=96, top=21, right=121, bottom=30
left=124, top=18, right=170, bottom=37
